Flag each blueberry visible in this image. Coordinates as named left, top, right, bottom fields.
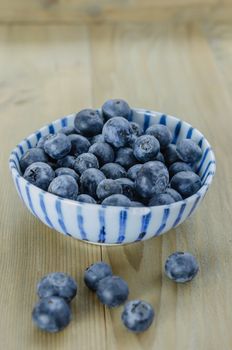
left=48, top=175, right=79, bottom=200
left=96, top=276, right=129, bottom=307
left=165, top=251, right=199, bottom=283
left=68, top=134, right=90, bottom=157
left=102, top=99, right=131, bottom=121
left=32, top=296, right=71, bottom=333
left=149, top=193, right=175, bottom=206
left=169, top=161, right=192, bottom=178
left=56, top=155, right=76, bottom=169
left=133, top=135, right=160, bottom=163
left=74, top=153, right=99, bottom=175
left=163, top=144, right=180, bottom=166
left=37, top=134, right=53, bottom=149
left=37, top=272, right=78, bottom=302
left=80, top=168, right=106, bottom=198
left=170, top=171, right=201, bottom=198
left=115, top=147, right=137, bottom=170
left=55, top=167, right=79, bottom=182
left=88, top=142, right=114, bottom=166
left=129, top=201, right=144, bottom=207
left=121, top=300, right=154, bottom=333
left=165, top=188, right=183, bottom=202
left=76, top=194, right=96, bottom=204
left=177, top=139, right=203, bottom=163
left=155, top=152, right=165, bottom=163
left=146, top=124, right=172, bottom=149
left=84, top=262, right=113, bottom=291
left=102, top=117, right=133, bottom=148
left=23, top=162, right=55, bottom=190
left=101, top=194, right=131, bottom=207
left=58, top=126, right=79, bottom=136
left=127, top=164, right=143, bottom=181
left=135, top=161, right=169, bottom=199
left=74, top=109, right=103, bottom=136
left=20, top=148, right=49, bottom=173
left=44, top=133, right=71, bottom=160
left=130, top=122, right=142, bottom=138
left=100, top=163, right=127, bottom=180
left=115, top=178, right=135, bottom=200
left=90, top=134, right=104, bottom=144
left=97, top=179, right=122, bottom=200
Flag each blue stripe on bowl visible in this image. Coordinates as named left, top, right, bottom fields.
left=117, top=210, right=128, bottom=244
left=143, top=111, right=151, bottom=131
left=196, top=147, right=211, bottom=173
left=136, top=211, right=152, bottom=241
left=186, top=127, right=194, bottom=139
left=201, top=160, right=216, bottom=182
left=202, top=171, right=214, bottom=185
left=36, top=131, right=42, bottom=141
left=98, top=208, right=106, bottom=243
left=172, top=121, right=182, bottom=144
left=154, top=208, right=170, bottom=236
left=26, top=139, right=32, bottom=149
left=39, top=193, right=54, bottom=228
left=77, top=206, right=88, bottom=240
left=61, top=117, right=68, bottom=127
left=173, top=202, right=187, bottom=227
left=159, top=114, right=167, bottom=125
left=10, top=159, right=17, bottom=168
left=49, top=124, right=55, bottom=134
left=55, top=199, right=71, bottom=236
left=25, top=184, right=37, bottom=217
left=187, top=194, right=201, bottom=218
left=12, top=151, right=20, bottom=162
left=198, top=137, right=204, bottom=148
left=15, top=175, right=23, bottom=201
left=18, top=144, right=24, bottom=155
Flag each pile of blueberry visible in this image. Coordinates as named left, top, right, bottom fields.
left=20, top=99, right=203, bottom=207
left=32, top=253, right=199, bottom=333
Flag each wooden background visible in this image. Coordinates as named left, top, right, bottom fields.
left=0, top=0, right=232, bottom=349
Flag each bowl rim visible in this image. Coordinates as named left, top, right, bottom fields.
left=9, top=108, right=216, bottom=212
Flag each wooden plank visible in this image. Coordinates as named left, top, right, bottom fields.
left=0, top=0, right=232, bottom=24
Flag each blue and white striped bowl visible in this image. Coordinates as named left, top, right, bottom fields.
left=9, top=109, right=216, bottom=245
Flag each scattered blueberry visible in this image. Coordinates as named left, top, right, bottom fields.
left=102, top=99, right=131, bottom=121
left=96, top=179, right=122, bottom=200
left=169, top=161, right=192, bottom=178
left=76, top=194, right=96, bottom=204
left=170, top=171, right=201, bottom=198
left=115, top=147, right=137, bottom=170
left=37, top=134, right=53, bottom=149
left=102, top=117, right=132, bottom=148
left=55, top=167, right=79, bottom=182
left=176, top=139, right=203, bottom=163
left=163, top=144, right=180, bottom=165
left=102, top=194, right=131, bottom=207
left=58, top=126, right=78, bottom=136
left=96, top=276, right=129, bottom=307
left=165, top=251, right=199, bottom=283
left=23, top=162, right=55, bottom=190
left=74, top=153, right=99, bottom=175
left=56, top=155, right=76, bottom=169
left=127, top=164, right=143, bottom=181
left=68, top=134, right=90, bottom=157
left=37, top=272, right=77, bottom=302
left=100, top=163, right=127, bottom=180
left=90, top=134, right=104, bottom=144
left=20, top=148, right=49, bottom=173
left=32, top=296, right=71, bottom=333
left=48, top=175, right=79, bottom=200
left=44, top=133, right=71, bottom=160
left=115, top=178, right=135, bottom=200
left=135, top=161, right=169, bottom=198
left=121, top=300, right=154, bottom=333
left=146, top=124, right=172, bottom=149
left=88, top=142, right=114, bottom=166
left=74, top=109, right=103, bottom=136
left=84, top=262, right=113, bottom=291
left=80, top=168, right=106, bottom=198
left=133, top=135, right=160, bottom=163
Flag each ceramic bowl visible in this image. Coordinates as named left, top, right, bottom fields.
left=9, top=108, right=216, bottom=245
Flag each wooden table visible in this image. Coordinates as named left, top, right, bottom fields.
left=0, top=2, right=232, bottom=348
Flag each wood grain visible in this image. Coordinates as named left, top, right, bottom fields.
left=0, top=20, right=232, bottom=350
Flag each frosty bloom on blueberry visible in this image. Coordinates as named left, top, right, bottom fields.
left=84, top=262, right=112, bottom=291
left=96, top=275, right=129, bottom=307
left=121, top=300, right=155, bottom=333
left=165, top=252, right=199, bottom=283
